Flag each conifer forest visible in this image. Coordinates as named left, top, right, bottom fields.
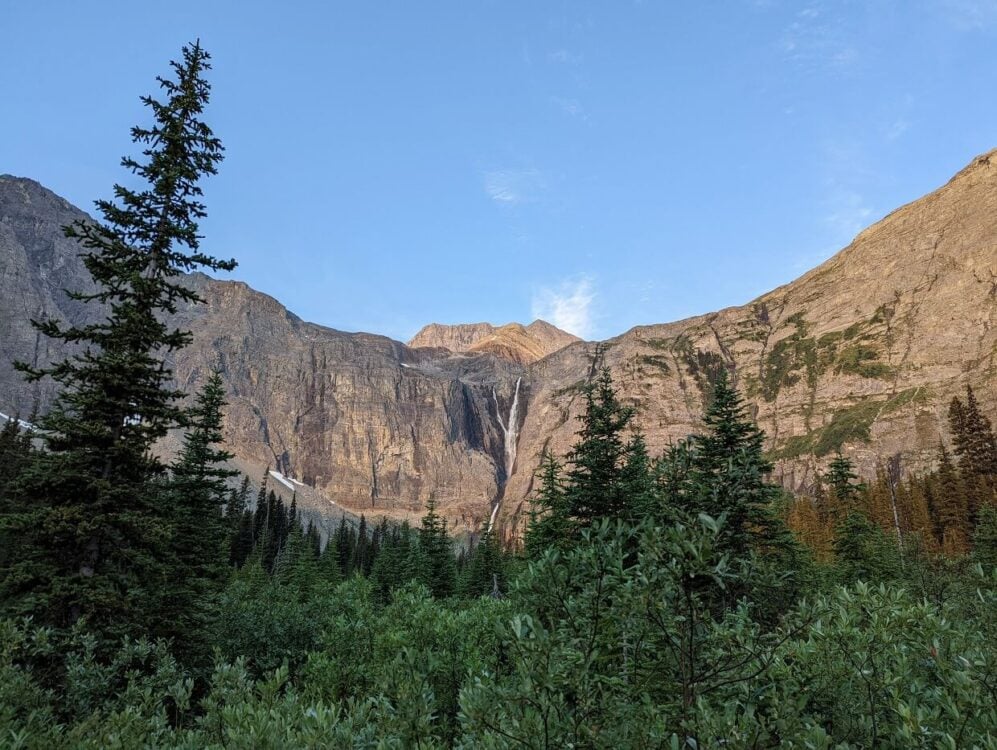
left=1, top=43, right=996, bottom=749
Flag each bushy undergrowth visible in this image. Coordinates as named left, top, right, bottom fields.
left=3, top=519, right=995, bottom=749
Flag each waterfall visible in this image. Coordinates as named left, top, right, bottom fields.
left=489, top=376, right=522, bottom=531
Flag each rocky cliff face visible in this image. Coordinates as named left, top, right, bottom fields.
left=409, top=320, right=580, bottom=364
left=1, top=152, right=995, bottom=535
left=498, top=152, right=997, bottom=535
left=0, top=176, right=103, bottom=416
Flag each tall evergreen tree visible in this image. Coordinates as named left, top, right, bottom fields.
left=0, top=417, right=34, bottom=570
left=418, top=497, right=456, bottom=598
left=262, top=491, right=288, bottom=573
left=164, top=371, right=236, bottom=654
left=833, top=509, right=900, bottom=583
left=619, top=431, right=658, bottom=520
left=933, top=445, right=970, bottom=555
left=948, top=386, right=997, bottom=519
left=226, top=475, right=251, bottom=531
left=826, top=452, right=864, bottom=508
left=0, top=42, right=234, bottom=640
left=370, top=521, right=419, bottom=601
left=252, top=469, right=270, bottom=548
left=334, top=515, right=356, bottom=577
left=459, top=530, right=506, bottom=598
left=949, top=386, right=997, bottom=479
left=229, top=508, right=256, bottom=568
left=563, top=368, right=636, bottom=527
left=318, top=532, right=343, bottom=585
left=523, top=450, right=569, bottom=558
left=686, top=369, right=784, bottom=562
left=973, top=505, right=997, bottom=571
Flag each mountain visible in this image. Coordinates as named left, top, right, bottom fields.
left=1, top=152, right=995, bottom=536
left=409, top=320, right=580, bottom=364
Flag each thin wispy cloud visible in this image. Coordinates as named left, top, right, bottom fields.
left=483, top=168, right=546, bottom=205
left=781, top=3, right=860, bottom=73
left=937, top=0, right=997, bottom=30
left=884, top=117, right=910, bottom=141
left=824, top=189, right=874, bottom=243
left=548, top=48, right=582, bottom=65
left=531, top=277, right=595, bottom=339
left=551, top=96, right=585, bottom=118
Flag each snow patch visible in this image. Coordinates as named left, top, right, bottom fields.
left=0, top=412, right=35, bottom=431
left=268, top=470, right=296, bottom=491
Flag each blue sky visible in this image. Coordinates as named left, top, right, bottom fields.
left=4, top=1, right=997, bottom=341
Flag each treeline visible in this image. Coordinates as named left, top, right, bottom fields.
left=226, top=473, right=506, bottom=605
left=1, top=43, right=995, bottom=748
left=789, top=385, right=997, bottom=564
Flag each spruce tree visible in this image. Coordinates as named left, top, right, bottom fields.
left=226, top=475, right=251, bottom=533
left=687, top=369, right=783, bottom=562
left=523, top=450, right=569, bottom=558
left=0, top=418, right=34, bottom=570
left=334, top=515, right=356, bottom=577
left=318, top=533, right=343, bottom=586
left=459, top=530, right=506, bottom=598
left=353, top=514, right=370, bottom=574
left=973, top=505, right=997, bottom=571
left=229, top=509, right=256, bottom=568
left=563, top=368, right=635, bottom=527
left=0, top=42, right=234, bottom=640
left=164, top=371, right=236, bottom=656
left=934, top=445, right=970, bottom=555
left=826, top=452, right=864, bottom=508
left=418, top=497, right=455, bottom=598
left=834, top=510, right=900, bottom=583
left=949, top=386, right=997, bottom=478
left=253, top=469, right=270, bottom=548
left=619, top=431, right=658, bottom=521
left=948, top=386, right=997, bottom=518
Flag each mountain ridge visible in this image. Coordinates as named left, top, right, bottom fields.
left=409, top=320, right=581, bottom=364
left=1, top=151, right=994, bottom=535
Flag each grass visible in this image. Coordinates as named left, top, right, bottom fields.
left=770, top=388, right=929, bottom=459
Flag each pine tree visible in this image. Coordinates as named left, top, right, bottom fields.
left=0, top=42, right=235, bottom=640
left=949, top=386, right=997, bottom=477
left=973, top=505, right=997, bottom=571
left=335, top=515, right=356, bottom=577
left=523, top=450, right=569, bottom=558
left=318, top=533, right=343, bottom=586
left=418, top=497, right=455, bottom=598
left=226, top=475, right=251, bottom=533
left=657, top=439, right=696, bottom=521
left=833, top=509, right=900, bottom=583
left=253, top=469, right=270, bottom=547
left=353, top=515, right=370, bottom=574
left=948, top=386, right=997, bottom=519
left=229, top=509, right=256, bottom=568
left=686, top=369, right=784, bottom=562
left=0, top=416, right=33, bottom=495
left=273, top=523, right=318, bottom=594
left=164, top=371, right=236, bottom=656
left=305, top=520, right=322, bottom=558
left=619, top=431, right=658, bottom=521
left=826, top=452, right=864, bottom=509
left=0, top=417, right=34, bottom=570
left=933, top=445, right=970, bottom=555
left=262, top=491, right=288, bottom=573
left=459, top=530, right=506, bottom=598
left=564, top=368, right=636, bottom=526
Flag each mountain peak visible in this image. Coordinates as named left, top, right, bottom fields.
left=408, top=320, right=580, bottom=364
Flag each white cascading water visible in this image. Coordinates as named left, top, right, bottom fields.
left=488, top=376, right=522, bottom=531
